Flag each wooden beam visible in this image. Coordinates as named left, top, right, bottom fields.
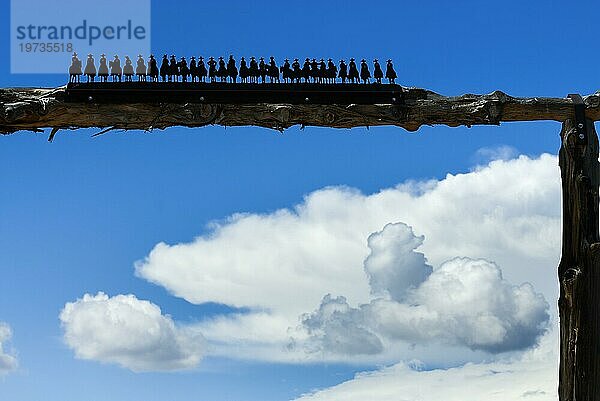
left=558, top=117, right=600, bottom=400
left=2, top=86, right=600, bottom=135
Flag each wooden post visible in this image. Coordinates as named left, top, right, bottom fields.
left=558, top=115, right=600, bottom=400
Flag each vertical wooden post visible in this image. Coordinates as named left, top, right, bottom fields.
left=558, top=112, right=600, bottom=400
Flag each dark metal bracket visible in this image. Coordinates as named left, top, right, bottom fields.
left=64, top=82, right=408, bottom=105
left=567, top=93, right=587, bottom=143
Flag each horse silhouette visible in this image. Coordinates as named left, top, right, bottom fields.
left=249, top=57, right=259, bottom=83
left=136, top=55, right=147, bottom=81
left=239, top=57, right=249, bottom=83
left=69, top=52, right=83, bottom=83
left=179, top=57, right=189, bottom=82
left=98, top=54, right=109, bottom=82
left=168, top=55, right=179, bottom=82
left=301, top=58, right=311, bottom=83
left=207, top=57, right=217, bottom=82
left=84, top=54, right=96, bottom=82
left=189, top=57, right=198, bottom=82
left=318, top=59, right=326, bottom=84
left=338, top=60, right=347, bottom=83
left=123, top=56, right=134, bottom=82
left=159, top=55, right=169, bottom=81
left=109, top=55, right=122, bottom=82
left=197, top=57, right=207, bottom=82
left=348, top=58, right=359, bottom=83
left=281, top=59, right=292, bottom=83
left=217, top=57, right=227, bottom=82
left=268, top=57, right=279, bottom=83
left=385, top=59, right=397, bottom=84
left=326, top=59, right=337, bottom=84
left=147, top=55, right=159, bottom=82
left=360, top=59, right=370, bottom=84
left=292, top=59, right=302, bottom=83
left=227, top=55, right=238, bottom=83
left=373, top=59, right=383, bottom=84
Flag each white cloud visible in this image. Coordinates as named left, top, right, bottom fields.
left=59, top=292, right=205, bottom=372
left=134, top=154, right=560, bottom=364
left=300, top=255, right=548, bottom=356
left=295, top=328, right=559, bottom=401
left=0, top=322, right=18, bottom=375
left=364, top=223, right=432, bottom=301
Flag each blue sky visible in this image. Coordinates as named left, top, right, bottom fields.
left=0, top=1, right=598, bottom=400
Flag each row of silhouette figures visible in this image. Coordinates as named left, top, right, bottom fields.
left=69, top=53, right=398, bottom=84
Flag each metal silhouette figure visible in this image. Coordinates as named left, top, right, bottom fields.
left=348, top=58, right=359, bottom=83
left=109, top=55, right=122, bottom=82
left=249, top=57, right=259, bottom=83
left=136, top=55, right=147, bottom=81
left=197, top=56, right=207, bottom=82
left=227, top=55, right=238, bottom=83
left=338, top=59, right=347, bottom=83
left=360, top=59, right=370, bottom=84
left=326, top=58, right=336, bottom=84
left=373, top=59, right=383, bottom=84
left=385, top=59, right=397, bottom=84
left=208, top=56, right=217, bottom=82
left=239, top=57, right=249, bottom=83
left=310, top=58, right=319, bottom=83
left=67, top=53, right=402, bottom=87
left=217, top=56, right=227, bottom=82
left=147, top=54, right=158, bottom=82
left=98, top=54, right=109, bottom=82
left=302, top=58, right=311, bottom=83
left=84, top=54, right=96, bottom=82
left=123, top=56, right=134, bottom=82
left=69, top=52, right=83, bottom=83
left=318, top=59, right=326, bottom=83
left=292, top=58, right=301, bottom=83
left=281, top=58, right=292, bottom=83
left=259, top=57, right=267, bottom=83
left=159, top=55, right=169, bottom=82
left=179, top=57, right=189, bottom=82
left=268, top=56, right=279, bottom=83
left=189, top=56, right=198, bottom=82
left=168, top=55, right=178, bottom=82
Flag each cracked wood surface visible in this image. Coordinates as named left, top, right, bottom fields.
left=1, top=86, right=600, bottom=135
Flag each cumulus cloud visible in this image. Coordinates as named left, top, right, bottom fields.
left=0, top=322, right=18, bottom=375
left=295, top=329, right=559, bottom=401
left=60, top=293, right=205, bottom=372
left=300, top=294, right=382, bottom=355
left=301, top=254, right=549, bottom=355
left=364, top=223, right=432, bottom=301
left=134, top=154, right=560, bottom=364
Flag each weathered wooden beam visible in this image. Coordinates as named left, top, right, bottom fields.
left=2, top=86, right=600, bottom=135
left=558, top=116, right=600, bottom=400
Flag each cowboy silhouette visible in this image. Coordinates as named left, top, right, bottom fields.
left=69, top=52, right=83, bottom=83
left=109, top=55, right=122, bottom=82
left=373, top=59, right=383, bottom=84
left=227, top=55, right=238, bottom=83
left=385, top=59, right=397, bottom=84
left=98, top=54, right=109, bottom=82
left=197, top=56, right=207, bottom=82
left=348, top=58, right=359, bottom=83
left=338, top=59, right=348, bottom=83
left=84, top=54, right=96, bottom=82
left=159, top=55, right=169, bottom=82
left=136, top=55, right=146, bottom=81
left=147, top=54, right=158, bottom=82
left=360, top=59, right=370, bottom=83
left=239, top=57, right=249, bottom=83
left=123, top=56, right=134, bottom=82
